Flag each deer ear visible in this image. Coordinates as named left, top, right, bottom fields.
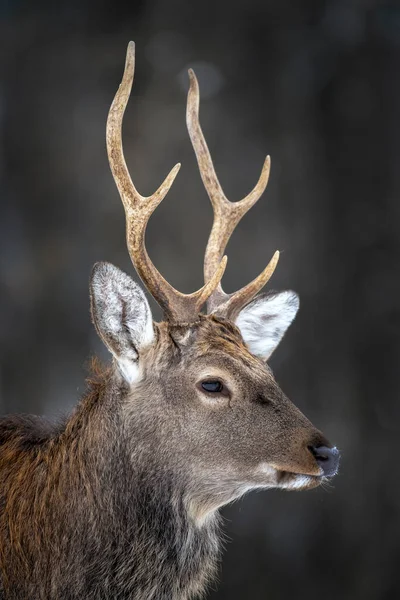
left=90, top=262, right=155, bottom=382
left=235, top=291, right=299, bottom=361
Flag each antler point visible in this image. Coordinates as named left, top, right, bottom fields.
left=188, top=69, right=199, bottom=92
left=126, top=42, right=135, bottom=61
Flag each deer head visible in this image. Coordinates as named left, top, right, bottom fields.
left=90, top=42, right=339, bottom=522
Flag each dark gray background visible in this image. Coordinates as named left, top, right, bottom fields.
left=1, top=0, right=399, bottom=598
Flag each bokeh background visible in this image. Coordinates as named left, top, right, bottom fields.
left=1, top=0, right=400, bottom=598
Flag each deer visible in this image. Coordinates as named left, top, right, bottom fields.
left=0, top=42, right=339, bottom=600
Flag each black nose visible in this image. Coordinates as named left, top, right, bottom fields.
left=309, top=445, right=340, bottom=477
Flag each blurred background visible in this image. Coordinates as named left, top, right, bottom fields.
left=1, top=0, right=399, bottom=598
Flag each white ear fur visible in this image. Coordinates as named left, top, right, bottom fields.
left=90, top=262, right=155, bottom=382
left=235, top=291, right=299, bottom=361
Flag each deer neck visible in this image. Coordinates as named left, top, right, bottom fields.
left=64, top=366, right=222, bottom=599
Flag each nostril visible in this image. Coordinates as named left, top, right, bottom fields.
left=309, top=445, right=340, bottom=477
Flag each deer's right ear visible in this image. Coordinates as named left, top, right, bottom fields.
left=90, top=262, right=155, bottom=383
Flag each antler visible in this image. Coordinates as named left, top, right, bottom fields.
left=107, top=42, right=227, bottom=323
left=186, top=70, right=279, bottom=319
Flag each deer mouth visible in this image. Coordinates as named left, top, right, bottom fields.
left=256, top=463, right=325, bottom=491
left=277, top=470, right=324, bottom=491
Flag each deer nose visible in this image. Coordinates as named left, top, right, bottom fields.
left=309, top=445, right=340, bottom=477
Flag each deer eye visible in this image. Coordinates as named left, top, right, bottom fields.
left=201, top=380, right=224, bottom=393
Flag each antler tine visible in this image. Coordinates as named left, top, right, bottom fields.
left=187, top=69, right=278, bottom=316
left=107, top=42, right=227, bottom=323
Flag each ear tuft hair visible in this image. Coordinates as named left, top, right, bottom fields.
left=235, top=291, right=299, bottom=361
left=90, top=262, right=155, bottom=382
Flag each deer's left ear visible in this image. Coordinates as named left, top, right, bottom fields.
left=235, top=291, right=299, bottom=361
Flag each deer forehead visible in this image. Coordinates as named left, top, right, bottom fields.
left=147, top=316, right=270, bottom=383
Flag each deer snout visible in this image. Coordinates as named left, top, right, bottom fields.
left=309, top=445, right=340, bottom=477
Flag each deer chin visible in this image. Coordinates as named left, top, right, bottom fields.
left=185, top=465, right=324, bottom=526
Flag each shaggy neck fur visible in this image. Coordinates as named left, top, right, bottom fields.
left=0, top=364, right=221, bottom=600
